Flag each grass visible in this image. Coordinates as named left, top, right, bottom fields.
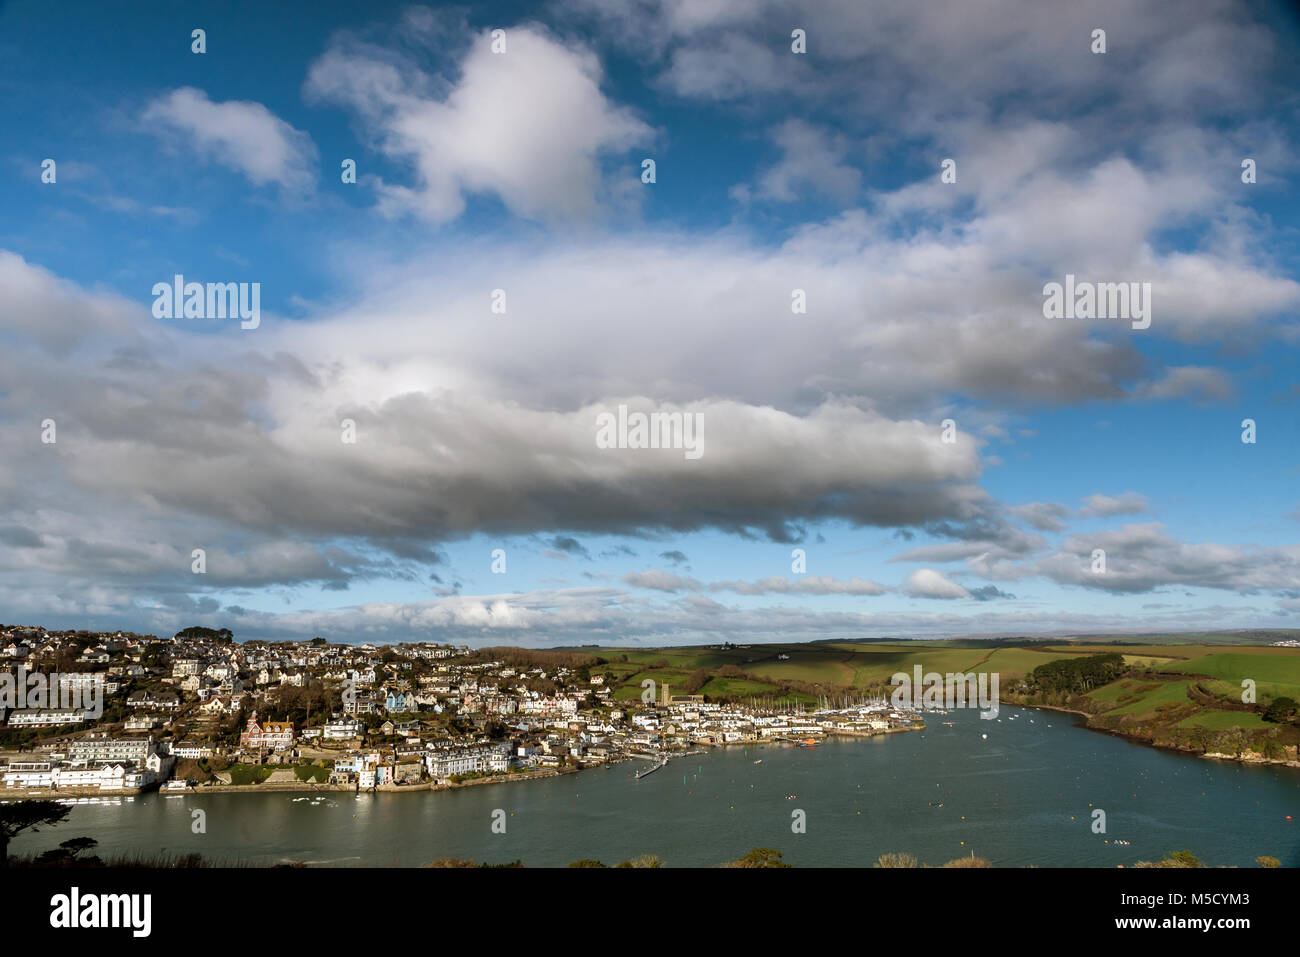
left=1086, top=679, right=1139, bottom=708
left=699, top=677, right=783, bottom=697
left=228, top=763, right=276, bottom=786
left=1102, top=680, right=1194, bottom=717
left=9, top=850, right=229, bottom=868
left=293, top=763, right=331, bottom=783
left=746, top=655, right=857, bottom=685
left=1121, top=655, right=1178, bottom=668
left=1164, top=653, right=1300, bottom=702
left=1174, top=710, right=1270, bottom=730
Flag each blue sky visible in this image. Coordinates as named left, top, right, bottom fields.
left=1, top=0, right=1298, bottom=645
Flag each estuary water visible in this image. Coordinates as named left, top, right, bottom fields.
left=10, top=707, right=1299, bottom=867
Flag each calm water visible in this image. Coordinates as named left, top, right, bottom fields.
left=11, top=708, right=1300, bottom=867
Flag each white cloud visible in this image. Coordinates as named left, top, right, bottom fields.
left=1079, top=492, right=1149, bottom=518
left=903, top=568, right=971, bottom=599
left=305, top=26, right=652, bottom=224
left=622, top=571, right=889, bottom=595
left=1136, top=366, right=1234, bottom=402
left=142, top=87, right=318, bottom=191
left=623, top=570, right=703, bottom=592
left=1007, top=502, right=1070, bottom=532
left=735, top=119, right=861, bottom=203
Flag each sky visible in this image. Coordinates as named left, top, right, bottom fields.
left=0, top=0, right=1298, bottom=646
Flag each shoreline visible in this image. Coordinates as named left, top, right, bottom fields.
left=1007, top=699, right=1300, bottom=770
left=1, top=786, right=144, bottom=799
left=192, top=767, right=563, bottom=795
left=1, top=727, right=922, bottom=801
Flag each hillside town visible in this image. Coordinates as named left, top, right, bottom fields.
left=0, top=624, right=922, bottom=798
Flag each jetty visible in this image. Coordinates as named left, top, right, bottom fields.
left=634, top=755, right=668, bottom=779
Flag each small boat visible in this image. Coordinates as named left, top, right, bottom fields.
left=753, top=759, right=762, bottom=765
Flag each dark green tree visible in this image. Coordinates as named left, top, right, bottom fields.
left=0, top=800, right=71, bottom=867
left=1263, top=696, right=1297, bottom=723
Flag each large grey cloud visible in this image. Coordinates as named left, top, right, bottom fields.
left=1032, top=524, right=1300, bottom=594
left=564, top=0, right=1279, bottom=125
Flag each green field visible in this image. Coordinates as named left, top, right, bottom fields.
left=1046, top=653, right=1300, bottom=754
left=699, top=677, right=783, bottom=698
left=1174, top=710, right=1270, bottom=731
left=1121, top=654, right=1178, bottom=668
left=1164, top=653, right=1300, bottom=702
left=591, top=639, right=1100, bottom=704
left=1100, top=679, right=1195, bottom=718
left=573, top=636, right=1300, bottom=749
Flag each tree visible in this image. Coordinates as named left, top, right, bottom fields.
left=681, top=668, right=710, bottom=695
left=0, top=801, right=71, bottom=867
left=57, top=836, right=98, bottom=860
left=1134, top=849, right=1202, bottom=869
left=1263, top=696, right=1297, bottom=724
left=175, top=626, right=234, bottom=643
left=140, top=642, right=171, bottom=670
left=1030, top=653, right=1126, bottom=695
left=34, top=837, right=101, bottom=867
left=724, top=848, right=791, bottom=868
